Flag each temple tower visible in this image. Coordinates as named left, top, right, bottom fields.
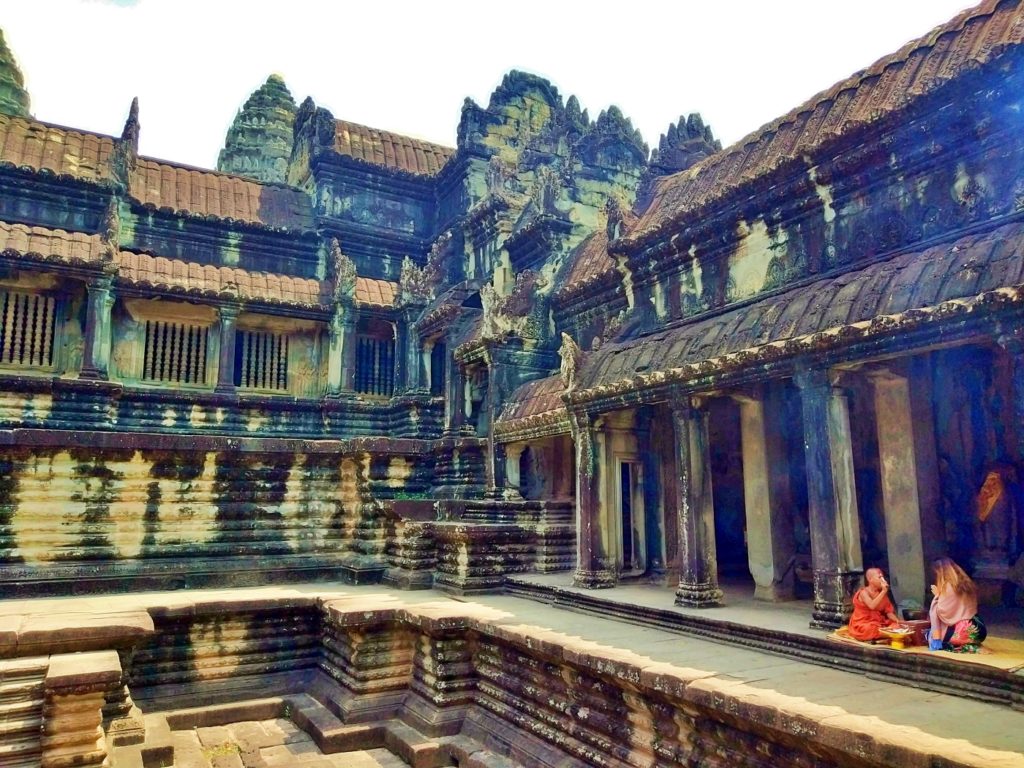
left=217, top=73, right=297, bottom=183
left=0, top=29, right=30, bottom=117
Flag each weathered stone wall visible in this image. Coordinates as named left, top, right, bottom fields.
left=129, top=602, right=322, bottom=710
left=0, top=443, right=371, bottom=593
left=105, top=597, right=995, bottom=768
left=123, top=209, right=321, bottom=279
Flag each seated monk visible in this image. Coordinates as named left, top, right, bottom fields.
left=848, top=567, right=900, bottom=641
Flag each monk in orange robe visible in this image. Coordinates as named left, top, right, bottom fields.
left=849, top=567, right=900, bottom=641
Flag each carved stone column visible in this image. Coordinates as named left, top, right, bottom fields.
left=1000, top=331, right=1024, bottom=467
left=734, top=387, right=795, bottom=601
left=79, top=275, right=114, bottom=380
left=444, top=339, right=466, bottom=434
left=214, top=304, right=239, bottom=394
left=401, top=308, right=423, bottom=393
left=637, top=407, right=666, bottom=578
left=795, top=369, right=863, bottom=628
left=672, top=395, right=723, bottom=607
left=868, top=364, right=942, bottom=609
left=340, top=309, right=357, bottom=393
left=326, top=307, right=345, bottom=396
left=572, top=411, right=615, bottom=588
left=505, top=443, right=526, bottom=497
left=394, top=319, right=409, bottom=393
left=422, top=339, right=435, bottom=394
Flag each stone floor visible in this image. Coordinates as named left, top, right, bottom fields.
left=2, top=581, right=1023, bottom=765
left=115, top=717, right=410, bottom=768
left=514, top=572, right=1024, bottom=641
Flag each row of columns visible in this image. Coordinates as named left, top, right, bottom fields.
left=571, top=361, right=952, bottom=628
left=76, top=276, right=434, bottom=399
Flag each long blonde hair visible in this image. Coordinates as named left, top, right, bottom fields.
left=933, top=557, right=975, bottom=598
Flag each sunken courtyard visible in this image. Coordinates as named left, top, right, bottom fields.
left=1, top=2, right=1024, bottom=766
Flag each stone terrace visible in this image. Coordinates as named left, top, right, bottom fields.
left=0, top=584, right=1022, bottom=768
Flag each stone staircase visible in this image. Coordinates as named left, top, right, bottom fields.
left=0, top=656, right=48, bottom=768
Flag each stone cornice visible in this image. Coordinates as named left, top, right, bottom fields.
left=567, top=284, right=1024, bottom=408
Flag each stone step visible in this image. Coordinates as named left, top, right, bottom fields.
left=0, top=693, right=43, bottom=717
left=0, top=656, right=49, bottom=674
left=0, top=735, right=43, bottom=767
left=0, top=712, right=42, bottom=739
left=384, top=720, right=446, bottom=768
left=0, top=678, right=44, bottom=705
left=286, top=694, right=386, bottom=754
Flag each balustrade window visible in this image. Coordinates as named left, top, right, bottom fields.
left=234, top=329, right=289, bottom=391
left=0, top=290, right=56, bottom=369
left=355, top=335, right=394, bottom=396
left=142, top=320, right=208, bottom=384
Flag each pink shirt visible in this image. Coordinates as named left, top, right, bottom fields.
left=929, top=584, right=977, bottom=639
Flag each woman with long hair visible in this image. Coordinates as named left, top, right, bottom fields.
left=929, top=558, right=987, bottom=653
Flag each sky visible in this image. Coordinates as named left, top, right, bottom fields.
left=1, top=0, right=978, bottom=171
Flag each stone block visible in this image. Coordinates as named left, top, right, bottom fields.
left=21, top=611, right=153, bottom=655
left=384, top=720, right=446, bottom=768
left=316, top=722, right=386, bottom=753
left=165, top=698, right=285, bottom=730
left=46, top=650, right=121, bottom=690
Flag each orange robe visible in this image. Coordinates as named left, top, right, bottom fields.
left=848, top=587, right=895, bottom=641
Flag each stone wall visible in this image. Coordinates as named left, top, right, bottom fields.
left=12, top=595, right=1000, bottom=768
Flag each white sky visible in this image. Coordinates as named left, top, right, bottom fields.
left=2, top=0, right=976, bottom=170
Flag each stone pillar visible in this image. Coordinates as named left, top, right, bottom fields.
left=326, top=308, right=344, bottom=396
left=214, top=304, right=239, bottom=394
left=672, top=395, right=723, bottom=607
left=79, top=275, right=114, bottom=380
left=340, top=309, right=357, bottom=392
left=572, top=411, right=615, bottom=588
left=505, top=443, right=525, bottom=497
left=422, top=339, right=435, bottom=394
left=868, top=365, right=942, bottom=609
left=444, top=343, right=466, bottom=434
left=734, top=388, right=796, bottom=601
left=401, top=309, right=423, bottom=393
left=485, top=439, right=508, bottom=498
left=1004, top=334, right=1024, bottom=463
left=637, top=407, right=666, bottom=578
left=555, top=435, right=575, bottom=500
left=795, top=369, right=863, bottom=629
left=41, top=651, right=122, bottom=768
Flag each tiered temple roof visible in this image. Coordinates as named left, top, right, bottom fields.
left=622, top=0, right=1024, bottom=250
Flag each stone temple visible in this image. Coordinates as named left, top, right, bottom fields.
left=1, top=2, right=1024, bottom=766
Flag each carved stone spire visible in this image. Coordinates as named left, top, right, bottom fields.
left=217, top=74, right=297, bottom=184
left=121, top=97, right=140, bottom=151
left=111, top=99, right=140, bottom=189
left=0, top=29, right=30, bottom=117
left=648, top=112, right=721, bottom=175
left=330, top=238, right=357, bottom=302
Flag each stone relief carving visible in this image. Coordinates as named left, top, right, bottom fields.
left=559, top=332, right=583, bottom=392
